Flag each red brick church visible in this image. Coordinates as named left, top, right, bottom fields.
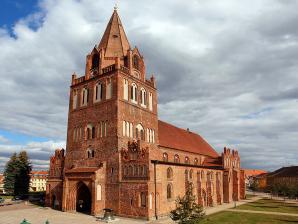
left=46, top=8, right=245, bottom=219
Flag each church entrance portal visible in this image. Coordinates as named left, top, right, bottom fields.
left=76, top=182, right=91, bottom=214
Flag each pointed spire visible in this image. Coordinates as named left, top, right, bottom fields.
left=98, top=9, right=130, bottom=57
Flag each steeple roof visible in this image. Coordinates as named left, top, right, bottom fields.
left=98, top=9, right=130, bottom=57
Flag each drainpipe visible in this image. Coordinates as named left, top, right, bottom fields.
left=153, top=161, right=158, bottom=220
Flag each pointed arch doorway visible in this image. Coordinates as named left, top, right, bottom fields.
left=76, top=182, right=92, bottom=214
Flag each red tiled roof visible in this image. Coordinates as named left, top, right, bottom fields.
left=203, top=156, right=223, bottom=168
left=243, top=169, right=267, bottom=177
left=158, top=120, right=219, bottom=158
left=268, top=166, right=298, bottom=178
left=31, top=171, right=48, bottom=175
left=98, top=9, right=130, bottom=57
left=65, top=167, right=100, bottom=174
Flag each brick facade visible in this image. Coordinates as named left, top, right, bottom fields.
left=46, top=9, right=245, bottom=219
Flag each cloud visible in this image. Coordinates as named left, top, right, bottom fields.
left=0, top=0, right=297, bottom=171
left=0, top=140, right=65, bottom=172
left=0, top=136, right=9, bottom=144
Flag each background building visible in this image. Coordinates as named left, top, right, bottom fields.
left=243, top=169, right=267, bottom=188
left=0, top=174, right=5, bottom=194
left=30, top=171, right=48, bottom=192
left=46, top=9, right=245, bottom=219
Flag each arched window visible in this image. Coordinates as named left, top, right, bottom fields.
left=91, top=54, right=99, bottom=69
left=81, top=87, right=89, bottom=106
left=163, top=153, right=168, bottom=162
left=185, top=156, right=190, bottom=164
left=140, top=88, right=146, bottom=107
left=135, top=124, right=144, bottom=141
left=130, top=83, right=137, bottom=103
left=189, top=169, right=193, bottom=180
left=87, top=148, right=94, bottom=158
left=197, top=171, right=201, bottom=181
left=133, top=55, right=139, bottom=70
left=194, top=158, right=198, bottom=165
left=106, top=78, right=112, bottom=100
left=94, top=82, right=103, bottom=102
left=185, top=170, right=189, bottom=182
left=86, top=124, right=95, bottom=140
left=149, top=92, right=153, bottom=111
left=167, top=184, right=173, bottom=199
left=149, top=193, right=153, bottom=209
left=73, top=89, right=78, bottom=109
left=123, top=79, right=128, bottom=100
left=174, top=154, right=180, bottom=163
left=140, top=192, right=146, bottom=207
left=167, top=167, right=173, bottom=180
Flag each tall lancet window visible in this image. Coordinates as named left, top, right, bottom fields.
left=123, top=79, right=128, bottom=100
left=81, top=87, right=89, bottom=106
left=106, top=78, right=112, bottom=99
left=94, top=82, right=103, bottom=102
left=92, top=54, right=99, bottom=69
left=133, top=55, right=139, bottom=70
left=131, top=83, right=137, bottom=103
left=149, top=92, right=153, bottom=111
left=140, top=88, right=146, bottom=107
left=73, top=89, right=78, bottom=109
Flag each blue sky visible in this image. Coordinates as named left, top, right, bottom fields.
left=0, top=0, right=39, bottom=28
left=0, top=1, right=48, bottom=145
left=0, top=0, right=297, bottom=172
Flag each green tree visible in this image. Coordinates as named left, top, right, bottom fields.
left=3, top=153, right=18, bottom=195
left=250, top=178, right=259, bottom=192
left=15, top=151, right=32, bottom=196
left=3, top=151, right=32, bottom=196
left=170, top=184, right=205, bottom=224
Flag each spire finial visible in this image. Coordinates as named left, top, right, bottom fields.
left=114, top=1, right=118, bottom=11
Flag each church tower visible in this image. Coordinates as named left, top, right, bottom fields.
left=46, top=8, right=159, bottom=216
left=46, top=7, right=245, bottom=220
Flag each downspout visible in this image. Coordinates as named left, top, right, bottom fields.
left=154, top=161, right=158, bottom=220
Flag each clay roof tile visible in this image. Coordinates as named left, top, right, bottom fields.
left=158, top=120, right=219, bottom=158
left=98, top=9, right=130, bottom=57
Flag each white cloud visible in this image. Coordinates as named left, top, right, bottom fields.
left=0, top=140, right=65, bottom=172
left=0, top=136, right=9, bottom=144
left=0, top=0, right=297, bottom=171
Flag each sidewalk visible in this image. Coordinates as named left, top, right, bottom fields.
left=227, top=209, right=298, bottom=217
left=204, top=196, right=261, bottom=215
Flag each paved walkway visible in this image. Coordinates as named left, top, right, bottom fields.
left=204, top=196, right=261, bottom=215
left=0, top=196, right=263, bottom=224
left=227, top=209, right=298, bottom=217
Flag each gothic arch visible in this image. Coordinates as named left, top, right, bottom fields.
left=76, top=181, right=92, bottom=214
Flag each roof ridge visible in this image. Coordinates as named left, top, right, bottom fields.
left=158, top=119, right=201, bottom=136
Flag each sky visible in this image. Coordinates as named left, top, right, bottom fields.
left=0, top=0, right=297, bottom=172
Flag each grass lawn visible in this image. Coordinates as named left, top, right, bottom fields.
left=245, top=194, right=256, bottom=199
left=0, top=195, right=13, bottom=200
left=236, top=198, right=298, bottom=214
left=201, top=211, right=298, bottom=224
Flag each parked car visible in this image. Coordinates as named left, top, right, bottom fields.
left=0, top=197, right=5, bottom=203
left=12, top=196, right=21, bottom=201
